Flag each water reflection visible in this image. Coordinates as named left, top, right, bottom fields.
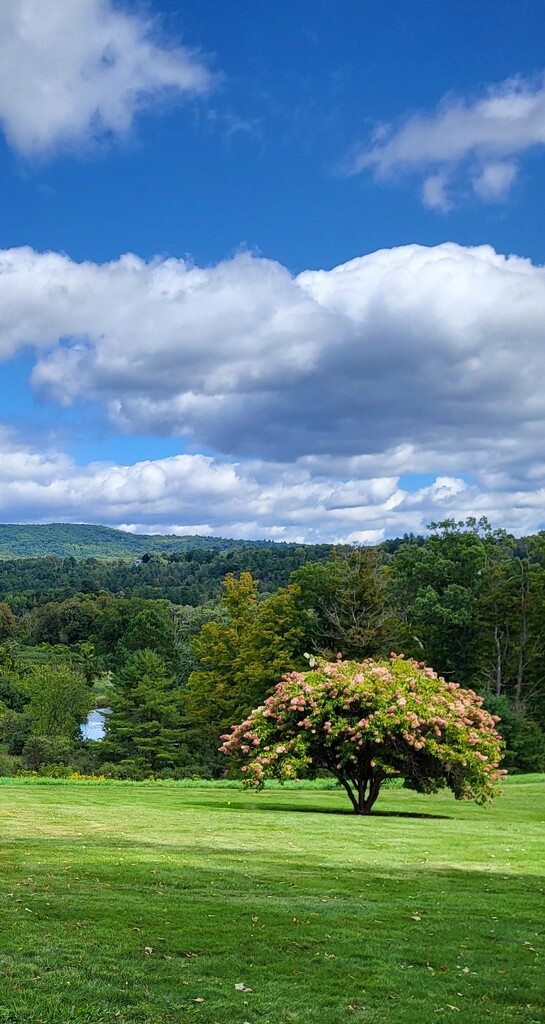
left=81, top=708, right=110, bottom=741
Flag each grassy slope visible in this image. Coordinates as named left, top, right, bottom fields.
left=1, top=778, right=544, bottom=1024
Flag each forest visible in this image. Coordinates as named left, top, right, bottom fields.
left=0, top=522, right=299, bottom=559
left=1, top=517, right=544, bottom=780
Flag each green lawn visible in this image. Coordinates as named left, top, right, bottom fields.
left=1, top=777, right=544, bottom=1024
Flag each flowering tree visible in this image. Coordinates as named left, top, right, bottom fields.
left=220, top=655, right=505, bottom=814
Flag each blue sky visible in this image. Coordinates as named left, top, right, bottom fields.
left=1, top=0, right=545, bottom=541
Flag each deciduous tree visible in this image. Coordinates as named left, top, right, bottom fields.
left=185, top=572, right=307, bottom=730
left=221, top=655, right=504, bottom=814
left=293, top=548, right=403, bottom=658
left=23, top=664, right=92, bottom=738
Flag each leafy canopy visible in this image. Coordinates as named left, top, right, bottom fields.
left=23, top=664, right=92, bottom=739
left=185, top=572, right=307, bottom=730
left=220, top=655, right=505, bottom=814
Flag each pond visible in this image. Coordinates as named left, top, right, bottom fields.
left=81, top=708, right=110, bottom=741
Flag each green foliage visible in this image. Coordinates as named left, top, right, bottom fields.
left=102, top=649, right=185, bottom=775
left=388, top=518, right=491, bottom=683
left=221, top=655, right=505, bottom=813
left=22, top=734, right=75, bottom=772
left=0, top=519, right=544, bottom=781
left=22, top=663, right=93, bottom=738
left=0, top=663, right=27, bottom=712
left=0, top=600, right=17, bottom=640
left=0, top=522, right=303, bottom=559
left=172, top=602, right=228, bottom=687
left=185, top=572, right=307, bottom=730
left=1, top=710, right=31, bottom=755
left=0, top=542, right=333, bottom=609
left=293, top=547, right=404, bottom=658
left=388, top=519, right=545, bottom=731
left=92, top=598, right=173, bottom=669
left=32, top=595, right=101, bottom=645
left=122, top=605, right=178, bottom=669
left=483, top=695, right=545, bottom=773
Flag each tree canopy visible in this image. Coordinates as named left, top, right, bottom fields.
left=220, top=655, right=505, bottom=814
left=184, top=572, right=307, bottom=731
left=101, top=649, right=185, bottom=776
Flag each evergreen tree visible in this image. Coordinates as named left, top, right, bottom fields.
left=102, top=649, right=184, bottom=774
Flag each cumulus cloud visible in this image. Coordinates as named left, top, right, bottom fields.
left=1, top=240, right=545, bottom=535
left=0, top=425, right=544, bottom=542
left=349, top=73, right=545, bottom=206
left=0, top=0, right=213, bottom=156
left=1, top=242, right=545, bottom=483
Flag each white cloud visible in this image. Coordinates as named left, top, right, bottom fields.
left=0, top=242, right=545, bottom=483
left=422, top=173, right=452, bottom=211
left=350, top=73, right=545, bottom=206
left=1, top=241, right=545, bottom=535
left=0, top=425, right=543, bottom=542
left=472, top=160, right=518, bottom=201
left=0, top=0, right=213, bottom=156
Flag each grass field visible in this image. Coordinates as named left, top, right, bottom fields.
left=1, top=777, right=544, bottom=1024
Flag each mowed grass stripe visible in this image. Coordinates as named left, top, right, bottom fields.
left=0, top=778, right=544, bottom=1024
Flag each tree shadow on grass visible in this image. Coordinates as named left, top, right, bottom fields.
left=251, top=802, right=452, bottom=820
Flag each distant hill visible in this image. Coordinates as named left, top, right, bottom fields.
left=0, top=523, right=276, bottom=560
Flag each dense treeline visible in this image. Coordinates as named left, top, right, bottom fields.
left=0, top=544, right=335, bottom=608
left=1, top=518, right=544, bottom=780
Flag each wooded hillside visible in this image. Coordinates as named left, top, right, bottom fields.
left=1, top=518, right=544, bottom=781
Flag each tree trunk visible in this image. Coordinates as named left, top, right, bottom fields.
left=339, top=776, right=359, bottom=812
left=515, top=563, right=529, bottom=712
left=493, top=624, right=502, bottom=696
left=358, top=772, right=383, bottom=814
left=334, top=767, right=384, bottom=814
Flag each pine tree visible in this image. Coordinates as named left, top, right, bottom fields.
left=102, top=649, right=184, bottom=774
